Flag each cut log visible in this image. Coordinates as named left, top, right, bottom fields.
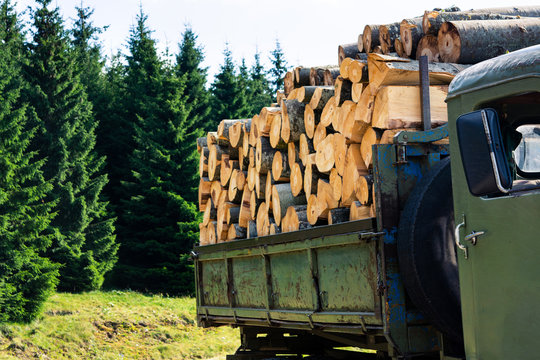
left=309, top=66, right=338, bottom=86
left=342, top=144, right=369, bottom=206
left=317, top=179, right=339, bottom=212
left=207, top=221, right=217, bottom=245
left=355, top=174, right=373, bottom=205
left=284, top=71, right=294, bottom=96
left=276, top=90, right=285, bottom=104
left=256, top=202, right=270, bottom=236
left=304, top=104, right=320, bottom=139
left=207, top=131, right=218, bottom=146
left=342, top=106, right=369, bottom=143
left=281, top=205, right=309, bottom=233
left=363, top=24, right=381, bottom=53
left=297, top=86, right=319, bottom=103
left=281, top=100, right=306, bottom=143
left=320, top=96, right=337, bottom=127
left=351, top=82, right=364, bottom=103
left=379, top=23, right=401, bottom=54
left=199, top=223, right=208, bottom=246
left=269, top=223, right=281, bottom=235
left=294, top=67, right=311, bottom=87
left=202, top=198, right=217, bottom=226
left=367, top=53, right=468, bottom=93
left=357, top=33, right=364, bottom=52
left=199, top=146, right=209, bottom=177
left=217, top=119, right=241, bottom=141
left=197, top=137, right=207, bottom=153
left=208, top=144, right=226, bottom=181
left=312, top=123, right=327, bottom=152
left=210, top=180, right=222, bottom=206
left=438, top=18, right=540, bottom=64
left=227, top=223, right=246, bottom=240
left=360, top=127, right=383, bottom=168
left=247, top=165, right=257, bottom=191
left=290, top=162, right=304, bottom=196
left=467, top=5, right=540, bottom=17
left=423, top=10, right=523, bottom=36
left=220, top=156, right=239, bottom=187
left=255, top=137, right=275, bottom=174
left=338, top=43, right=360, bottom=65
left=348, top=60, right=368, bottom=84
left=269, top=113, right=287, bottom=149
left=315, top=134, right=335, bottom=174
left=328, top=207, right=350, bottom=225
left=271, top=183, right=306, bottom=226
left=227, top=169, right=242, bottom=203
left=226, top=206, right=241, bottom=225
left=350, top=201, right=371, bottom=220
left=395, top=37, right=405, bottom=58
left=339, top=57, right=354, bottom=79
left=299, top=134, right=314, bottom=166
left=249, top=190, right=262, bottom=221
left=248, top=115, right=258, bottom=146
left=265, top=170, right=274, bottom=209
left=259, top=107, right=281, bottom=137
left=354, top=83, right=376, bottom=124
left=272, top=151, right=290, bottom=181
left=400, top=17, right=423, bottom=58
left=309, top=86, right=335, bottom=111
left=304, top=159, right=328, bottom=196
left=416, top=35, right=439, bottom=62
left=333, top=133, right=348, bottom=176
left=239, top=188, right=252, bottom=227
left=217, top=202, right=238, bottom=239
left=247, top=220, right=257, bottom=238
left=329, top=168, right=342, bottom=202
left=287, top=142, right=300, bottom=170
left=333, top=100, right=355, bottom=134
left=229, top=120, right=248, bottom=147
left=323, top=68, right=340, bottom=85
left=371, top=85, right=448, bottom=129
left=334, top=77, right=352, bottom=106
left=255, top=171, right=267, bottom=200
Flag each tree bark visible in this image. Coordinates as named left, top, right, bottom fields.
left=294, top=67, right=311, bottom=87
left=395, top=37, right=405, bottom=58
left=281, top=99, right=306, bottom=143
left=299, top=134, right=314, bottom=166
left=202, top=198, right=216, bottom=226
left=227, top=223, right=246, bottom=240
left=239, top=188, right=252, bottom=227
left=423, top=10, right=520, bottom=36
left=255, top=137, right=275, bottom=174
left=379, top=23, right=401, bottom=54
left=199, top=146, right=209, bottom=178
left=438, top=18, right=540, bottom=63
left=309, top=66, right=338, bottom=85
left=304, top=159, right=328, bottom=196
left=281, top=205, right=309, bottom=232
left=363, top=24, right=381, bottom=53
left=297, top=86, right=319, bottom=103
left=309, top=86, right=335, bottom=111
left=334, top=77, right=353, bottom=105
left=247, top=220, right=257, bottom=238
left=323, top=68, right=340, bottom=85
left=416, top=35, right=439, bottom=62
left=249, top=190, right=263, bottom=222
left=355, top=175, right=373, bottom=206
left=328, top=207, right=350, bottom=225
left=400, top=17, right=423, bottom=58
left=271, top=183, right=307, bottom=226
left=338, top=42, right=360, bottom=65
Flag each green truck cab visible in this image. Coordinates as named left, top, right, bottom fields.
left=194, top=45, right=540, bottom=360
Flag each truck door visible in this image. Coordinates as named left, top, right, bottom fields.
left=452, top=98, right=540, bottom=360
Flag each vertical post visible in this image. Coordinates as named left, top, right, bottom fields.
left=419, top=55, right=431, bottom=131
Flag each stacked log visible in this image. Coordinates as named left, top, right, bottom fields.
left=197, top=48, right=465, bottom=246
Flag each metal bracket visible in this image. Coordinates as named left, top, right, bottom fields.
left=393, top=124, right=449, bottom=144
left=395, top=144, right=407, bottom=164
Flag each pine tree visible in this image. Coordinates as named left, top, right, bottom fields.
left=249, top=50, right=273, bottom=113
left=268, top=39, right=288, bottom=97
left=175, top=26, right=211, bottom=132
left=236, top=58, right=252, bottom=117
left=0, top=0, right=58, bottom=322
left=24, top=0, right=117, bottom=292
left=210, top=45, right=250, bottom=128
left=111, top=10, right=200, bottom=295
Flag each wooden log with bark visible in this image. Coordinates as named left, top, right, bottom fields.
left=299, top=134, right=314, bottom=166
left=329, top=168, right=343, bottom=202
left=438, top=18, right=540, bottom=64
left=304, top=104, right=320, bottom=139
left=199, top=146, right=209, bottom=177
left=294, top=67, right=311, bottom=87
left=315, top=134, right=335, bottom=174
left=255, top=137, right=275, bottom=174
left=271, top=183, right=306, bottom=226
left=350, top=201, right=372, bottom=220
left=371, top=85, right=449, bottom=129
left=281, top=100, right=306, bottom=143
left=363, top=24, right=381, bottom=53
left=348, top=60, right=368, bottom=83
left=247, top=220, right=257, bottom=238
left=422, top=10, right=521, bottom=36
left=239, top=188, right=252, bottom=227
left=290, top=162, right=304, bottom=196
left=284, top=71, right=294, bottom=96
left=320, top=96, right=337, bottom=127
left=338, top=43, right=360, bottom=65
left=304, top=157, right=328, bottom=196
left=281, top=205, right=309, bottom=232
left=259, top=107, right=281, bottom=137
left=379, top=22, right=401, bottom=54
left=342, top=144, right=369, bottom=206
left=355, top=174, right=373, bottom=205
left=334, top=77, right=353, bottom=105
left=360, top=127, right=383, bottom=168
left=416, top=35, right=439, bottom=62
left=394, top=37, right=405, bottom=58
left=323, top=68, right=341, bottom=85
left=287, top=142, right=300, bottom=169
left=199, top=177, right=211, bottom=211
left=202, top=198, right=217, bottom=226
left=272, top=151, right=290, bottom=181
left=400, top=17, right=424, bottom=58
left=328, top=207, right=350, bottom=224
left=227, top=224, right=246, bottom=240
left=309, top=86, right=335, bottom=112
left=357, top=34, right=364, bottom=52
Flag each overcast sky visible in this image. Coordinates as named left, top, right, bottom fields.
left=14, top=1, right=540, bottom=80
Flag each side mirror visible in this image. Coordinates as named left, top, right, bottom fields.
left=456, top=109, right=512, bottom=196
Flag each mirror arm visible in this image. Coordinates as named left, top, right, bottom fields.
left=481, top=110, right=510, bottom=194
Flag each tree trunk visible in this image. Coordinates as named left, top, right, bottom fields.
left=323, top=68, right=340, bottom=85
left=416, top=35, right=439, bottom=62
left=281, top=99, right=306, bottom=143
left=271, top=183, right=306, bottom=226
left=220, top=156, right=239, bottom=187
left=217, top=119, right=240, bottom=141
left=328, top=207, right=350, bottom=225
left=259, top=107, right=281, bottom=137
left=265, top=170, right=274, bottom=209
left=248, top=115, right=258, bottom=146
left=304, top=159, right=328, bottom=196
left=297, top=86, right=319, bottom=103
left=226, top=206, right=241, bottom=224
left=423, top=10, right=520, bottom=36
left=338, top=42, right=360, bottom=65
left=400, top=17, right=423, bottom=58
left=229, top=120, right=248, bottom=148
left=272, top=151, right=290, bottom=181
left=438, top=18, right=540, bottom=63
left=309, top=86, right=335, bottom=111
left=363, top=24, right=381, bottom=53
left=379, top=23, right=401, bottom=54
left=367, top=53, right=468, bottom=93
left=255, top=171, right=267, bottom=200
left=309, top=66, right=338, bottom=85
left=208, top=144, right=226, bottom=181
left=360, top=127, right=383, bottom=168
left=372, top=85, right=448, bottom=129
left=350, top=201, right=372, bottom=220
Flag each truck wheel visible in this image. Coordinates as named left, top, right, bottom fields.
left=397, top=157, right=463, bottom=344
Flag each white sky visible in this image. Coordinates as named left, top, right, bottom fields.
left=14, top=1, right=540, bottom=80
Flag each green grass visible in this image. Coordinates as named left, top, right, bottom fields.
left=0, top=291, right=239, bottom=360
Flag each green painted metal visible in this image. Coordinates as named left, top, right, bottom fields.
left=447, top=46, right=540, bottom=360
left=392, top=124, right=449, bottom=144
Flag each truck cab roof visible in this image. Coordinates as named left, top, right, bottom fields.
left=447, top=44, right=540, bottom=101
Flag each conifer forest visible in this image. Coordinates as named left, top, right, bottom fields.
left=0, top=0, right=288, bottom=322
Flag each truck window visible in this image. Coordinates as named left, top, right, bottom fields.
left=513, top=124, right=540, bottom=174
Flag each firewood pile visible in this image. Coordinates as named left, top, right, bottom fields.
left=197, top=5, right=540, bottom=245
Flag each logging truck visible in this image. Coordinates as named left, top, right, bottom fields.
left=194, top=45, right=540, bottom=359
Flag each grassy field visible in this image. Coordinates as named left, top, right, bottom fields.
left=0, top=291, right=239, bottom=360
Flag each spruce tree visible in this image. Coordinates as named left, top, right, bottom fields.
left=0, top=0, right=58, bottom=322
left=24, top=0, right=117, bottom=292
left=268, top=39, right=288, bottom=97
left=249, top=50, right=273, bottom=113
left=210, top=45, right=250, bottom=128
left=111, top=10, right=200, bottom=295
left=175, top=26, right=211, bottom=131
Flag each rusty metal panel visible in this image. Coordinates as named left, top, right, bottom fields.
left=270, top=251, right=313, bottom=310
left=317, top=243, right=378, bottom=312
left=232, top=256, right=266, bottom=308
left=200, top=259, right=228, bottom=306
